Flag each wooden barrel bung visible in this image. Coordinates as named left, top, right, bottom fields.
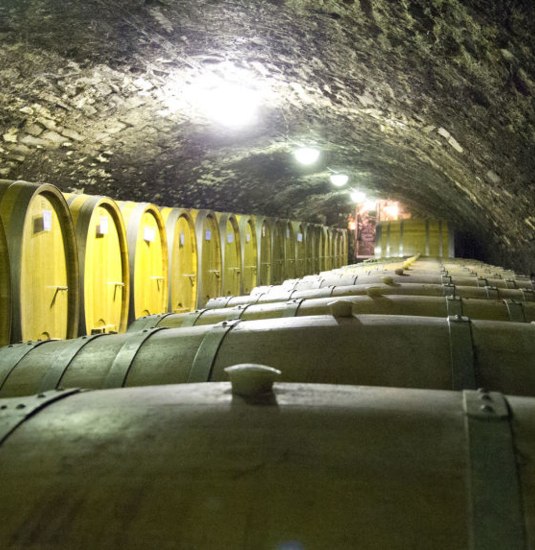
left=66, top=194, right=130, bottom=335
left=161, top=207, right=197, bottom=314
left=118, top=201, right=168, bottom=324
left=0, top=180, right=79, bottom=342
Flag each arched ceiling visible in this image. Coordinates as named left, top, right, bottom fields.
left=0, top=0, right=534, bottom=271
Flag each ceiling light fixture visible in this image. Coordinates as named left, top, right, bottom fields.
left=329, top=173, right=349, bottom=187
left=294, top=147, right=320, bottom=166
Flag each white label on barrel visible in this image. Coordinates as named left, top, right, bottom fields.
left=227, top=233, right=234, bottom=244
left=246, top=234, right=251, bottom=243
left=34, top=210, right=53, bottom=233
left=179, top=232, right=185, bottom=246
left=97, top=216, right=109, bottom=236
left=143, top=227, right=156, bottom=242
left=297, top=232, right=303, bottom=242
left=42, top=210, right=52, bottom=231
left=205, top=230, right=211, bottom=241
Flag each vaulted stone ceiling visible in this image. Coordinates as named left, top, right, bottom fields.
left=0, top=0, right=534, bottom=271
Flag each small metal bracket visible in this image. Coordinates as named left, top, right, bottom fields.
left=504, top=300, right=526, bottom=323
left=463, top=390, right=526, bottom=550
left=447, top=315, right=477, bottom=390
left=484, top=286, right=499, bottom=300
left=103, top=327, right=167, bottom=388
left=442, top=283, right=456, bottom=297
left=505, top=279, right=518, bottom=289
left=0, top=388, right=81, bottom=446
left=477, top=277, right=489, bottom=288
left=446, top=296, right=463, bottom=317
left=0, top=340, right=53, bottom=392
left=283, top=298, right=305, bottom=318
left=38, top=332, right=108, bottom=392
left=187, top=320, right=241, bottom=383
left=441, top=274, right=453, bottom=284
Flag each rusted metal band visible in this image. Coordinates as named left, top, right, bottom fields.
left=446, top=296, right=463, bottom=317
left=282, top=298, right=305, bottom=318
left=463, top=390, right=526, bottom=550
left=0, top=388, right=81, bottom=446
left=447, top=315, right=477, bottom=390
left=103, top=327, right=167, bottom=388
left=187, top=320, right=240, bottom=383
left=127, top=313, right=174, bottom=332
left=224, top=305, right=251, bottom=321
left=0, top=340, right=52, bottom=392
left=38, top=332, right=108, bottom=392
left=180, top=309, right=208, bottom=327
left=504, top=300, right=526, bottom=323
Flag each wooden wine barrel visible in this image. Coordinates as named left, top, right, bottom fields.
left=194, top=210, right=222, bottom=307
left=292, top=221, right=306, bottom=278
left=253, top=270, right=534, bottom=296
left=238, top=215, right=257, bottom=294
left=0, top=216, right=11, bottom=346
left=0, top=382, right=532, bottom=549
left=271, top=219, right=285, bottom=284
left=376, top=219, right=454, bottom=258
left=118, top=201, right=168, bottom=324
left=129, top=294, right=535, bottom=331
left=161, top=207, right=197, bottom=314
left=283, top=220, right=296, bottom=279
left=205, top=281, right=534, bottom=310
left=2, top=314, right=535, bottom=398
left=66, top=194, right=129, bottom=335
left=0, top=180, right=79, bottom=342
left=217, top=213, right=241, bottom=298
left=256, top=216, right=272, bottom=286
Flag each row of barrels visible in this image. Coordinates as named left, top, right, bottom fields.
left=0, top=180, right=347, bottom=345
left=2, top=255, right=535, bottom=400
left=1, top=253, right=534, bottom=548
left=375, top=219, right=454, bottom=258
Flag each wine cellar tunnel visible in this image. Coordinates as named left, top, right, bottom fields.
left=0, top=0, right=533, bottom=273
left=1, top=2, right=535, bottom=549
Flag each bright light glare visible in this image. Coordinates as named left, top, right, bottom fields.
left=350, top=190, right=366, bottom=203
left=294, top=147, right=320, bottom=165
left=384, top=203, right=400, bottom=219
left=330, top=173, right=349, bottom=187
left=363, top=200, right=377, bottom=212
left=196, top=83, right=259, bottom=128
